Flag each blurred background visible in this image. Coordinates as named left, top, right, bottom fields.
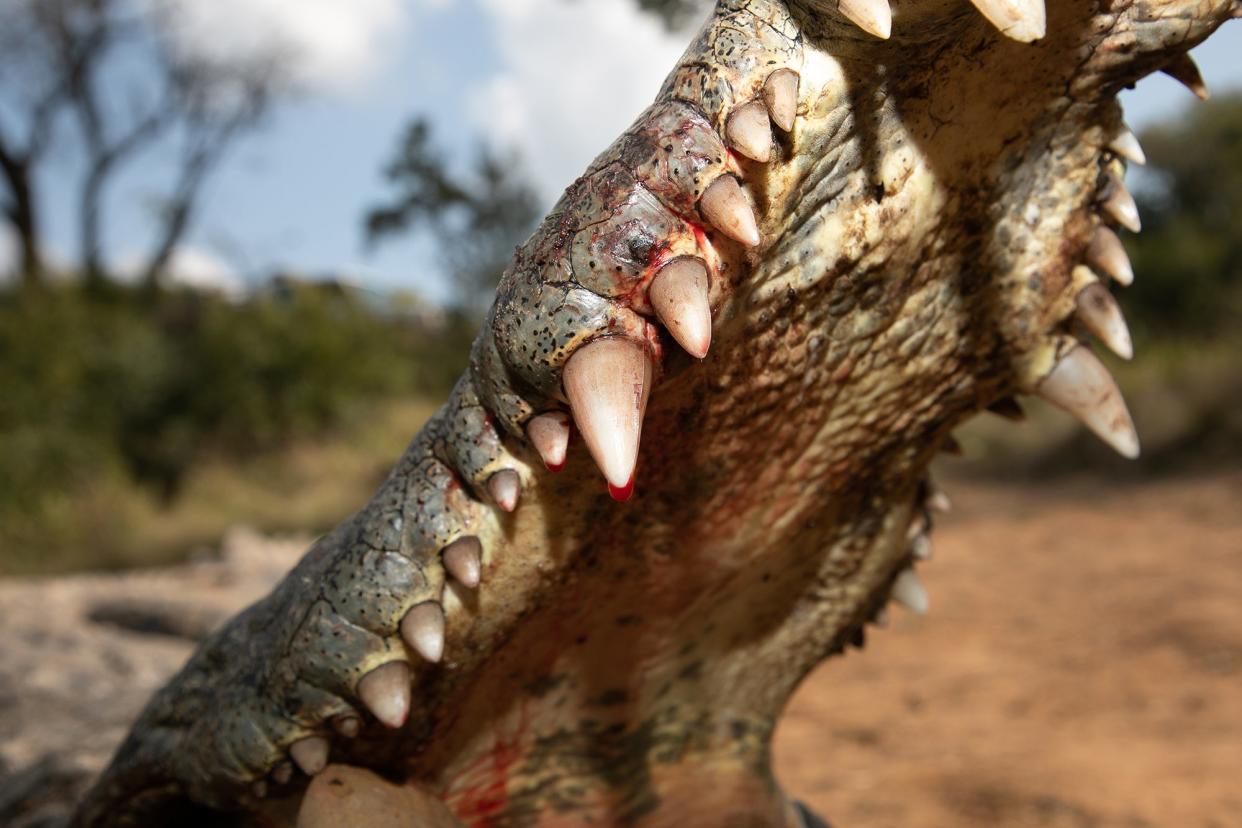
left=0, top=1, right=1238, bottom=826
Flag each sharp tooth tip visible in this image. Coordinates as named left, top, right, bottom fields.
left=401, top=603, right=445, bottom=664
left=701, top=176, right=760, bottom=247
left=444, top=537, right=482, bottom=589
left=651, top=258, right=712, bottom=358
left=290, top=737, right=329, bottom=776
left=608, top=477, right=636, bottom=502
left=892, top=569, right=929, bottom=615
left=488, top=469, right=520, bottom=512
left=564, top=338, right=650, bottom=493
left=1038, top=346, right=1139, bottom=460
left=357, top=662, right=412, bottom=729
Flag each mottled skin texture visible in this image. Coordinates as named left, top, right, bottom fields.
left=74, top=0, right=1237, bottom=825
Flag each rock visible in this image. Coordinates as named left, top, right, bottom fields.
left=0, top=529, right=307, bottom=822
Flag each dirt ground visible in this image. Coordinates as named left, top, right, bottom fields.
left=2, top=474, right=1239, bottom=826
left=776, top=472, right=1242, bottom=828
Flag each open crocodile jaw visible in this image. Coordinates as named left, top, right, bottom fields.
left=73, top=0, right=1236, bottom=826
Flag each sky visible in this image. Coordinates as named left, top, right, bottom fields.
left=3, top=0, right=1240, bottom=303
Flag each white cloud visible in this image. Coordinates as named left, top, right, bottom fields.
left=150, top=0, right=410, bottom=96
left=469, top=0, right=700, bottom=204
left=114, top=246, right=246, bottom=297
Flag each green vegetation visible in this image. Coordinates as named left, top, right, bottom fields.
left=0, top=283, right=471, bottom=573
left=1126, top=92, right=1242, bottom=342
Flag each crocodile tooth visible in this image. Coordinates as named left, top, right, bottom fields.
left=564, top=338, right=652, bottom=494
left=763, top=69, right=799, bottom=132
left=700, top=175, right=760, bottom=247
left=905, top=514, right=928, bottom=542
left=725, top=101, right=773, bottom=163
left=272, top=762, right=293, bottom=785
left=910, top=534, right=933, bottom=561
left=527, top=412, right=570, bottom=471
left=401, top=602, right=445, bottom=664
left=650, top=257, right=712, bottom=359
left=892, top=568, right=929, bottom=614
left=487, top=469, right=520, bottom=512
left=290, top=737, right=330, bottom=776
left=331, top=714, right=360, bottom=738
left=443, top=536, right=482, bottom=589
left=1037, top=346, right=1140, bottom=459
left=967, top=0, right=1046, bottom=43
left=987, top=396, right=1026, bottom=421
left=357, top=662, right=412, bottom=729
left=1109, top=128, right=1146, bottom=165
left=1075, top=283, right=1134, bottom=360
left=1102, top=176, right=1141, bottom=233
left=839, top=0, right=892, bottom=39
left=927, top=489, right=952, bottom=514
left=1162, top=53, right=1210, bottom=101
left=1087, top=226, right=1134, bottom=286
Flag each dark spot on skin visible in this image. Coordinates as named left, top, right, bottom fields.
left=678, top=661, right=702, bottom=681
left=616, top=614, right=641, bottom=627
left=591, top=689, right=630, bottom=707
left=526, top=673, right=568, bottom=698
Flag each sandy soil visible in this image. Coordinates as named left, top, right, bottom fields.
left=776, top=473, right=1242, bottom=828
left=2, top=475, right=1238, bottom=826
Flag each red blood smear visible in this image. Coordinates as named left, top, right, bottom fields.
left=608, top=477, right=635, bottom=502
left=545, top=460, right=565, bottom=473
left=453, top=713, right=529, bottom=827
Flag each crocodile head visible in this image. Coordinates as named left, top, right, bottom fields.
left=75, top=0, right=1237, bottom=826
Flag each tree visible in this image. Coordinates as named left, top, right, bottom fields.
left=364, top=118, right=542, bottom=314
left=1128, top=92, right=1242, bottom=338
left=0, top=0, right=287, bottom=290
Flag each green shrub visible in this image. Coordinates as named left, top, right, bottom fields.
left=0, top=282, right=473, bottom=565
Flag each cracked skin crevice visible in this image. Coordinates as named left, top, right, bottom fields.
left=73, top=0, right=1238, bottom=826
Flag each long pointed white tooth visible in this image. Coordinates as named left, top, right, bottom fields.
left=1087, top=226, right=1134, bottom=287
left=487, top=469, right=520, bottom=512
left=1037, top=346, right=1139, bottom=459
left=527, top=412, right=570, bottom=471
left=1102, top=177, right=1141, bottom=233
left=1109, top=128, right=1146, bottom=165
left=762, top=69, right=799, bottom=133
left=892, top=568, right=929, bottom=615
left=443, top=536, right=482, bottom=589
left=968, top=0, right=1046, bottom=42
left=839, top=0, right=892, bottom=38
left=400, top=602, right=445, bottom=663
left=927, top=489, right=952, bottom=514
left=290, top=737, right=330, bottom=776
left=1076, top=283, right=1133, bottom=360
left=563, top=338, right=652, bottom=498
left=650, top=257, right=712, bottom=359
left=356, top=661, right=411, bottom=729
left=725, top=101, right=773, bottom=163
left=700, top=175, right=760, bottom=247
left=1162, top=53, right=1210, bottom=101
left=910, top=535, right=933, bottom=561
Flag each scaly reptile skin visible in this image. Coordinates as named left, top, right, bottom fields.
left=74, top=0, right=1237, bottom=825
